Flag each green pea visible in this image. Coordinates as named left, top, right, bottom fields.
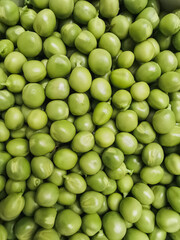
left=80, top=191, right=104, bottom=214
left=0, top=175, right=6, bottom=192
left=34, top=207, right=57, bottom=230
left=112, top=89, right=132, bottom=110
left=124, top=228, right=149, bottom=240
left=0, top=0, right=19, bottom=26
left=135, top=208, right=155, bottom=233
left=26, top=125, right=50, bottom=140
left=46, top=100, right=69, bottom=121
left=5, top=178, right=25, bottom=195
left=134, top=40, right=155, bottom=63
left=55, top=209, right=82, bottom=236
left=167, top=186, right=180, bottom=213
left=79, top=151, right=102, bottom=175
left=102, top=177, right=117, bottom=195
left=26, top=175, right=43, bottom=191
left=20, top=7, right=37, bottom=30
left=81, top=213, right=101, bottom=236
left=102, top=147, right=124, bottom=170
left=160, top=166, right=174, bottom=185
left=70, top=233, right=90, bottom=240
left=135, top=61, right=161, bottom=83
left=93, top=102, right=113, bottom=126
left=116, top=132, right=138, bottom=155
left=155, top=50, right=178, bottom=73
left=46, top=78, right=70, bottom=100
left=159, top=13, right=180, bottom=37
left=0, top=39, right=14, bottom=58
left=29, top=133, right=55, bottom=156
left=152, top=109, right=176, bottom=134
left=48, top=167, right=66, bottom=187
left=86, top=170, right=108, bottom=192
left=22, top=83, right=45, bottom=108
left=133, top=121, right=156, bottom=144
left=0, top=151, right=11, bottom=174
left=23, top=191, right=39, bottom=217
left=95, top=127, right=115, bottom=148
left=170, top=229, right=180, bottom=240
left=140, top=166, right=164, bottom=185
left=124, top=0, right=147, bottom=14
left=0, top=68, right=7, bottom=90
left=58, top=187, right=76, bottom=206
left=53, top=148, right=78, bottom=170
left=88, top=48, right=112, bottom=76
left=151, top=185, right=167, bottom=209
left=5, top=107, right=24, bottom=130
left=75, top=30, right=97, bottom=55
left=117, top=174, right=133, bottom=197
left=159, top=125, right=180, bottom=147
left=0, top=193, right=25, bottom=221
left=99, top=0, right=119, bottom=18
left=6, top=138, right=29, bottom=157
left=130, top=82, right=150, bottom=101
left=155, top=30, right=172, bottom=51
left=149, top=226, right=167, bottom=240
left=6, top=25, right=25, bottom=46
left=0, top=120, right=10, bottom=142
left=33, top=229, right=59, bottom=240
left=132, top=183, right=154, bottom=205
left=173, top=31, right=180, bottom=51
left=74, top=113, right=95, bottom=132
left=47, top=54, right=71, bottom=78
left=27, top=109, right=47, bottom=130
left=68, top=93, right=90, bottom=116
left=117, top=51, right=134, bottom=68
left=0, top=224, right=8, bottom=240
left=14, top=216, right=38, bottom=240
left=159, top=71, right=180, bottom=93
left=125, top=155, right=143, bottom=174
left=148, top=89, right=169, bottom=110
left=148, top=38, right=160, bottom=57
left=5, top=74, right=26, bottom=93
left=90, top=78, right=111, bottom=102
left=43, top=35, right=66, bottom=58
left=111, top=68, right=135, bottom=89
left=64, top=173, right=87, bottom=194
left=4, top=51, right=27, bottom=74
left=156, top=208, right=180, bottom=233
left=165, top=153, right=180, bottom=175
left=88, top=16, right=105, bottom=39
left=116, top=110, right=138, bottom=132
left=107, top=193, right=122, bottom=211
left=102, top=119, right=118, bottom=135
left=70, top=51, right=88, bottom=69
left=111, top=16, right=130, bottom=40
left=171, top=100, right=180, bottom=122
left=49, top=0, right=74, bottom=19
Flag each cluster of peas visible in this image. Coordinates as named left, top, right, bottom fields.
left=0, top=0, right=180, bottom=239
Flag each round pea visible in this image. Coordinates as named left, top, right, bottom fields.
left=93, top=102, right=113, bottom=126
left=148, top=89, right=169, bottom=110
left=0, top=0, right=19, bottom=26
left=95, top=127, right=115, bottom=148
left=0, top=39, right=14, bottom=58
left=112, top=90, right=132, bottom=110
left=111, top=68, right=135, bottom=89
left=90, top=78, right=112, bottom=102
left=68, top=93, right=90, bottom=116
left=140, top=166, right=164, bottom=184
left=117, top=51, right=134, bottom=68
left=115, top=132, right=138, bottom=155
left=116, top=110, right=138, bottom=132
left=134, top=40, right=155, bottom=63
left=158, top=71, right=180, bottom=93
left=0, top=120, right=10, bottom=142
left=33, top=229, right=59, bottom=240
left=167, top=186, right=180, bottom=213
left=149, top=226, right=167, bottom=240
left=6, top=138, right=29, bottom=157
left=43, top=35, right=66, bottom=58
left=0, top=224, right=7, bottom=240
left=88, top=17, right=106, bottom=39
left=4, top=51, right=27, bottom=74
left=130, top=82, right=150, bottom=101
left=64, top=173, right=87, bottom=194
left=82, top=213, right=102, bottom=237
left=132, top=183, right=154, bottom=205
left=165, top=153, right=180, bottom=175
left=110, top=15, right=130, bottom=40
left=23, top=191, right=39, bottom=216
left=124, top=228, right=149, bottom=240
left=49, top=0, right=74, bottom=19
left=133, top=121, right=156, bottom=144
left=159, top=13, right=180, bottom=37
left=124, top=0, right=148, bottom=14
left=20, top=8, right=37, bottom=30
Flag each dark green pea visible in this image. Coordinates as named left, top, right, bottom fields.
left=20, top=8, right=37, bottom=30
left=0, top=120, right=10, bottom=142
left=0, top=143, right=5, bottom=151
left=111, top=68, right=135, bottom=89
left=116, top=132, right=138, bottom=155
left=99, top=0, right=119, bottom=18
left=43, top=35, right=66, bottom=58
left=165, top=153, right=180, bottom=175
left=48, top=167, right=66, bottom=186
left=6, top=138, right=29, bottom=157
left=167, top=186, right=180, bottom=213
left=173, top=31, right=180, bottom=51
left=152, top=109, right=176, bottom=134
left=158, top=71, right=180, bottom=93
left=49, top=0, right=74, bottom=19
left=95, top=127, right=115, bottom=148
left=159, top=13, right=180, bottom=37
left=159, top=125, right=180, bottom=147
left=80, top=191, right=104, bottom=214
left=34, top=207, right=57, bottom=229
left=132, top=183, right=154, bottom=205
left=0, top=193, right=25, bottom=221
left=22, top=83, right=45, bottom=108
left=0, top=0, right=19, bottom=26
left=140, top=166, right=164, bottom=184
left=0, top=224, right=8, bottom=240
left=88, top=48, right=112, bottom=76
left=88, top=17, right=105, bottom=39
left=70, top=51, right=88, bottom=69
left=23, top=191, right=39, bottom=217
left=64, top=173, right=87, bottom=194
left=45, top=78, right=70, bottom=100
left=142, top=142, right=164, bottom=167
left=69, top=233, right=90, bottom=240
left=170, top=229, right=180, bottom=240
left=102, top=147, right=124, bottom=170
left=14, top=216, right=38, bottom=240
left=55, top=209, right=82, bottom=236
left=58, top=187, right=76, bottom=206
left=149, top=226, right=167, bottom=240
left=99, top=33, right=121, bottom=58
left=133, top=121, right=156, bottom=144
left=151, top=185, right=167, bottom=209
left=107, top=193, right=122, bottom=211
left=156, top=208, right=180, bottom=233
left=105, top=162, right=131, bottom=180
left=93, top=102, right=113, bottom=126
left=0, top=151, right=11, bottom=174
left=103, top=211, right=126, bottom=240
left=110, top=15, right=130, bottom=40
left=135, top=61, right=161, bottom=83
left=73, top=1, right=96, bottom=25
left=33, top=229, right=59, bottom=240
left=79, top=151, right=102, bottom=175
left=4, top=51, right=27, bottom=74
left=124, top=228, right=149, bottom=240
left=75, top=30, right=97, bottom=55
left=0, top=39, right=14, bottom=58
left=47, top=54, right=71, bottom=78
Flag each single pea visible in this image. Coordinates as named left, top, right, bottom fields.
left=0, top=193, right=25, bottom=221
left=74, top=113, right=95, bottom=132
left=81, top=213, right=102, bottom=237
left=156, top=50, right=178, bottom=73
left=111, top=68, right=135, bottom=89
left=5, top=178, right=26, bottom=195
left=110, top=15, right=130, bottom=40
left=124, top=0, right=147, bottom=14
left=86, top=170, right=108, bottom=192
left=134, top=40, right=155, bottom=63
left=165, top=153, right=180, bottom=175
left=33, top=229, right=60, bottom=240
left=64, top=172, right=87, bottom=194
left=4, top=107, right=24, bottom=130
left=171, top=100, right=180, bottom=122
left=75, top=30, right=97, bottom=55
left=49, top=0, right=74, bottom=19
left=124, top=228, right=149, bottom=240
left=102, top=177, right=117, bottom=195
left=148, top=89, right=169, bottom=110
left=170, top=229, right=180, bottom=240
left=43, top=35, right=66, bottom=58
left=22, top=83, right=45, bottom=108
left=58, top=187, right=76, bottom=206
left=0, top=224, right=7, bottom=240
left=0, top=68, right=7, bottom=90
left=149, top=226, right=167, bottom=240
left=117, top=51, right=134, bottom=68
left=107, top=193, right=122, bottom=211
left=55, top=209, right=82, bottom=236
left=116, top=110, right=138, bottom=132
left=4, top=51, right=27, bottom=74
left=102, top=119, right=118, bottom=135
left=159, top=71, right=180, bottom=93
left=167, top=186, right=180, bottom=213
left=133, top=121, right=156, bottom=144
left=68, top=199, right=83, bottom=215
left=140, top=166, right=164, bottom=185
left=0, top=120, right=10, bottom=142
left=99, top=0, right=119, bottom=18
left=6, top=138, right=29, bottom=157
left=132, top=183, right=154, bottom=205
left=6, top=25, right=25, bottom=46
left=116, top=132, right=138, bottom=155
left=23, top=191, right=39, bottom=216
left=0, top=39, right=14, bottom=58
left=173, top=31, right=180, bottom=51
left=95, top=127, right=115, bottom=148
left=135, top=208, right=155, bottom=233
left=70, top=51, right=88, bottom=69
left=88, top=16, right=105, bottom=39
left=152, top=109, right=176, bottom=134
left=160, top=166, right=174, bottom=185
left=46, top=78, right=70, bottom=100
left=125, top=155, right=143, bottom=174
left=119, top=197, right=142, bottom=223
left=117, top=174, right=134, bottom=197
left=105, top=162, right=131, bottom=180
left=130, top=82, right=150, bottom=101
left=46, top=100, right=69, bottom=121
left=5, top=74, right=26, bottom=93
left=14, top=216, right=37, bottom=239
left=90, top=78, right=111, bottom=102
left=147, top=38, right=160, bottom=58
left=29, top=133, right=55, bottom=156
left=27, top=109, right=48, bottom=130
left=48, top=167, right=66, bottom=187
left=47, top=54, right=71, bottom=78
left=93, top=102, right=113, bottom=126
left=102, top=147, right=124, bottom=170
left=112, top=89, right=132, bottom=110
left=0, top=0, right=19, bottom=26
left=20, top=7, right=37, bottom=30
left=159, top=13, right=180, bottom=37
left=0, top=175, right=6, bottom=192
left=88, top=48, right=112, bottom=76
left=159, top=125, right=180, bottom=147
left=156, top=208, right=180, bottom=233
left=68, top=93, right=90, bottom=116
left=34, top=207, right=57, bottom=229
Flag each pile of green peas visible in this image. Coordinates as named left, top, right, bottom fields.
left=0, top=0, right=180, bottom=239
